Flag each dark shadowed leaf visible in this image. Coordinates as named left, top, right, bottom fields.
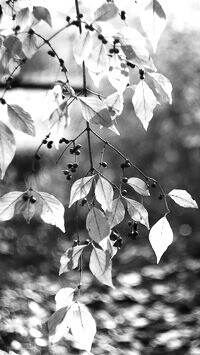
left=69, top=176, right=95, bottom=208
left=0, top=122, right=16, bottom=179
left=94, top=2, right=118, bottom=22
left=149, top=216, right=173, bottom=263
left=95, top=175, right=114, bottom=212
left=7, top=104, right=35, bottom=136
left=33, top=6, right=52, bottom=27
left=86, top=207, right=110, bottom=243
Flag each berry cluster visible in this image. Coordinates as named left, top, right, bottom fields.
left=97, top=34, right=108, bottom=45
left=120, top=10, right=126, bottom=21
left=70, top=143, right=82, bottom=155
left=139, top=69, right=145, bottom=80
left=23, top=193, right=36, bottom=204
left=121, top=159, right=131, bottom=169
left=85, top=24, right=94, bottom=31
left=110, top=229, right=123, bottom=249
left=127, top=221, right=139, bottom=239
left=109, top=38, right=120, bottom=54
left=63, top=162, right=79, bottom=181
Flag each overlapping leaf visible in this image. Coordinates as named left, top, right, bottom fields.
left=69, top=176, right=94, bottom=208
left=7, top=104, right=35, bottom=136
left=33, top=6, right=52, bottom=27
left=168, top=189, right=198, bottom=209
left=104, top=91, right=124, bottom=119
left=79, top=97, right=113, bottom=128
left=106, top=198, right=125, bottom=228
left=89, top=243, right=114, bottom=288
left=94, top=2, right=118, bottom=22
left=73, top=30, right=93, bottom=65
left=95, top=175, right=113, bottom=212
left=108, top=53, right=129, bottom=92
left=0, top=121, right=16, bottom=179
left=125, top=197, right=149, bottom=229
left=86, top=43, right=109, bottom=87
left=59, top=245, right=87, bottom=275
left=149, top=216, right=173, bottom=263
left=86, top=207, right=110, bottom=243
left=38, top=191, right=65, bottom=232
left=48, top=100, right=69, bottom=149
left=132, top=80, right=157, bottom=130
left=148, top=72, right=172, bottom=104
left=140, top=0, right=166, bottom=53
left=127, top=177, right=150, bottom=196
left=15, top=7, right=32, bottom=30
left=22, top=33, right=38, bottom=58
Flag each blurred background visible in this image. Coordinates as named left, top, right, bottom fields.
left=0, top=1, right=200, bottom=354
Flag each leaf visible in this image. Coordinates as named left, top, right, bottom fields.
left=15, top=191, right=38, bottom=223
left=0, top=122, right=16, bottom=179
left=79, top=97, right=113, bottom=129
left=106, top=198, right=125, bottom=228
left=94, top=2, right=118, bottom=22
left=49, top=100, right=69, bottom=149
left=22, top=33, right=38, bottom=58
left=89, top=244, right=114, bottom=288
left=69, top=176, right=94, bottom=208
left=15, top=7, right=32, bottom=30
left=148, top=72, right=172, bottom=104
left=86, top=207, right=110, bottom=243
left=87, top=43, right=109, bottom=87
left=37, top=191, right=65, bottom=232
left=73, top=30, right=93, bottom=65
left=132, top=80, right=157, bottom=130
left=55, top=287, right=75, bottom=310
left=168, top=189, right=198, bottom=209
left=7, top=104, right=35, bottom=136
left=119, top=26, right=156, bottom=71
left=125, top=198, right=149, bottom=229
left=140, top=0, right=166, bottom=53
left=70, top=302, right=96, bottom=352
left=104, top=92, right=124, bottom=119
left=149, top=216, right=173, bottom=263
left=59, top=245, right=86, bottom=275
left=0, top=191, right=23, bottom=221
left=33, top=6, right=52, bottom=27
left=3, top=35, right=23, bottom=60
left=108, top=53, right=129, bottom=93
left=127, top=177, right=150, bottom=196
left=48, top=306, right=71, bottom=344
left=95, top=176, right=113, bottom=212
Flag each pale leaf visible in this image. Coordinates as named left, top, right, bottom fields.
left=106, top=198, right=125, bottom=228
left=119, top=26, right=156, bottom=71
left=59, top=245, right=86, bottom=275
left=168, top=189, right=198, bottom=209
left=89, top=244, right=114, bottom=288
left=49, top=100, right=69, bottom=149
left=55, top=287, right=75, bottom=310
left=108, top=53, right=129, bottom=92
left=140, top=0, right=166, bottom=53
left=126, top=197, right=149, bottom=229
left=86, top=207, right=110, bottom=243
left=73, top=30, right=93, bottom=65
left=69, top=176, right=94, bottom=208
left=0, top=121, right=16, bottom=179
left=87, top=43, right=109, bottom=87
left=79, top=97, right=113, bottom=128
left=95, top=176, right=113, bottom=212
left=33, top=6, right=52, bottom=27
left=149, top=216, right=173, bottom=263
left=38, top=191, right=65, bottom=232
left=104, top=91, right=124, bottom=119
left=22, top=33, right=38, bottom=58
left=7, top=104, right=35, bottom=136
left=132, top=80, right=157, bottom=130
left=148, top=72, right=172, bottom=104
left=127, top=177, right=150, bottom=196
left=94, top=2, right=118, bottom=22
left=0, top=191, right=23, bottom=221
left=70, top=302, right=96, bottom=352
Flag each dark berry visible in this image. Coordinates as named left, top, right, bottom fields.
left=28, top=28, right=34, bottom=35
left=89, top=25, right=94, bottom=31
left=110, top=230, right=119, bottom=241
left=114, top=48, right=119, bottom=54
left=71, top=167, right=76, bottom=173
left=66, top=174, right=72, bottom=180
left=63, top=169, right=69, bottom=175
left=85, top=24, right=90, bottom=29
left=73, top=163, right=79, bottom=169
left=121, top=189, right=127, bottom=196
left=139, top=69, right=145, bottom=80
left=133, top=222, right=138, bottom=231
left=81, top=239, right=90, bottom=245
left=101, top=161, right=107, bottom=168
left=109, top=48, right=114, bottom=54
left=70, top=148, right=75, bottom=154
left=68, top=163, right=73, bottom=169
left=66, top=16, right=71, bottom=22
left=0, top=98, right=6, bottom=105
left=35, top=153, right=40, bottom=160
left=75, top=150, right=81, bottom=155
left=159, top=194, right=164, bottom=200
left=98, top=34, right=104, bottom=41
left=127, top=61, right=135, bottom=68
left=114, top=38, right=120, bottom=44
left=128, top=220, right=133, bottom=227
left=125, top=159, right=131, bottom=167
left=120, top=162, right=126, bottom=169
left=122, top=177, right=128, bottom=183
left=30, top=196, right=36, bottom=204
left=47, top=50, right=55, bottom=57
left=81, top=198, right=87, bottom=206
left=47, top=141, right=53, bottom=149
left=75, top=144, right=82, bottom=149
left=14, top=25, right=20, bottom=32
left=42, top=139, right=47, bottom=144
left=151, top=181, right=157, bottom=188
left=102, top=38, right=108, bottom=44
left=23, top=193, right=29, bottom=202
left=73, top=239, right=78, bottom=246
left=77, top=13, right=83, bottom=19
left=59, top=58, right=64, bottom=65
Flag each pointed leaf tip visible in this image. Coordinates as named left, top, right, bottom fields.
left=149, top=216, right=173, bottom=263
left=168, top=189, right=198, bottom=209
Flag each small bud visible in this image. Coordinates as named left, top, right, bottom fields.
left=70, top=148, right=75, bottom=154
left=85, top=24, right=90, bottom=29
left=120, top=162, right=126, bottom=169
left=23, top=193, right=29, bottom=202
left=125, top=159, right=131, bottom=168
left=63, top=169, right=69, bottom=175
left=68, top=163, right=73, bottom=169
left=0, top=98, right=6, bottom=105
left=47, top=50, right=55, bottom=57
left=98, top=34, right=104, bottom=41
left=66, top=174, right=72, bottom=180
left=66, top=16, right=71, bottom=22
left=122, top=177, right=128, bottom=183
left=30, top=196, right=36, bottom=204
left=101, top=161, right=107, bottom=168
left=73, top=239, right=78, bottom=247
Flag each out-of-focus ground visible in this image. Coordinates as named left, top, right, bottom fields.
left=0, top=1, right=200, bottom=354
